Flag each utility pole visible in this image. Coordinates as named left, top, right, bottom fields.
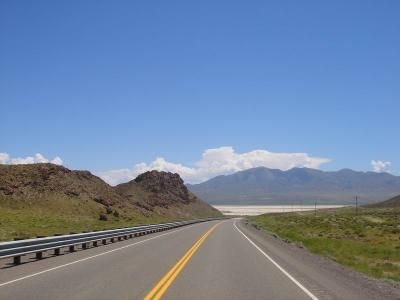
left=355, top=195, right=358, bottom=215
left=314, top=200, right=317, bottom=216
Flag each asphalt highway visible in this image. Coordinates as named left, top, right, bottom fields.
left=0, top=219, right=399, bottom=300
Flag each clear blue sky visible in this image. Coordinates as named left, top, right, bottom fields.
left=1, top=1, right=399, bottom=176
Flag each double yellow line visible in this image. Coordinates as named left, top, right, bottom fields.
left=144, top=222, right=222, bottom=300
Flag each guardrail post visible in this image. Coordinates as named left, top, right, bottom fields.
left=93, top=241, right=98, bottom=247
left=13, top=256, right=21, bottom=265
left=54, top=248, right=61, bottom=256
left=102, top=239, right=107, bottom=245
left=69, top=245, right=75, bottom=252
left=82, top=243, right=87, bottom=249
left=36, top=252, right=43, bottom=259
left=111, top=238, right=115, bottom=243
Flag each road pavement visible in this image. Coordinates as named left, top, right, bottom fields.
left=0, top=218, right=399, bottom=300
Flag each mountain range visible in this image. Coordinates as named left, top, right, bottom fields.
left=187, top=167, right=400, bottom=205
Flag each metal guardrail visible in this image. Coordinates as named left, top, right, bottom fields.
left=0, top=218, right=223, bottom=265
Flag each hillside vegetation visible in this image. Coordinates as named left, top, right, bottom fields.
left=0, top=164, right=220, bottom=241
left=367, top=195, right=400, bottom=208
left=249, top=207, right=400, bottom=284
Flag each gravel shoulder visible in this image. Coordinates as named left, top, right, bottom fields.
left=238, top=218, right=400, bottom=300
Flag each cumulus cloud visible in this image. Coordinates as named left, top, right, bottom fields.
left=0, top=153, right=10, bottom=164
left=0, top=152, right=63, bottom=165
left=371, top=160, right=391, bottom=173
left=97, top=146, right=331, bottom=185
left=50, top=156, right=63, bottom=165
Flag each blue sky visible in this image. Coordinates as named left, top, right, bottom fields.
left=1, top=1, right=399, bottom=183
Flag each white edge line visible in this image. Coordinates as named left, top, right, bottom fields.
left=234, top=219, right=319, bottom=300
left=0, top=225, right=196, bottom=288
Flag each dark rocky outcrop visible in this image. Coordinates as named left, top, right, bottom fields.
left=134, top=171, right=192, bottom=206
left=99, top=214, right=108, bottom=221
left=116, top=171, right=221, bottom=218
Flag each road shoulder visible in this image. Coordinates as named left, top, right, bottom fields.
left=237, top=218, right=400, bottom=300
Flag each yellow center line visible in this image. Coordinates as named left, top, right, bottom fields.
left=143, top=222, right=222, bottom=300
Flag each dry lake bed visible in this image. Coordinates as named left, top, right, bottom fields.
left=213, top=205, right=346, bottom=216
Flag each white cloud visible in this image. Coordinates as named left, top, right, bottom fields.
left=371, top=160, right=391, bottom=173
left=95, top=168, right=136, bottom=186
left=97, top=146, right=331, bottom=185
left=50, top=156, right=63, bottom=165
left=0, top=152, right=63, bottom=166
left=0, top=153, right=10, bottom=164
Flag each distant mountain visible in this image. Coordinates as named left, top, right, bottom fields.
left=187, top=167, right=400, bottom=205
left=366, top=194, right=400, bottom=208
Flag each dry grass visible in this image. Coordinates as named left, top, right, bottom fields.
left=0, top=198, right=168, bottom=241
left=249, top=207, right=400, bottom=284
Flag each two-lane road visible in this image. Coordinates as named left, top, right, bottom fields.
left=0, top=219, right=399, bottom=300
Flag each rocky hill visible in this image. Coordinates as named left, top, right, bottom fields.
left=0, top=163, right=124, bottom=206
left=366, top=194, right=400, bottom=208
left=115, top=170, right=221, bottom=218
left=188, top=167, right=400, bottom=205
left=0, top=164, right=220, bottom=240
left=0, top=163, right=141, bottom=221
